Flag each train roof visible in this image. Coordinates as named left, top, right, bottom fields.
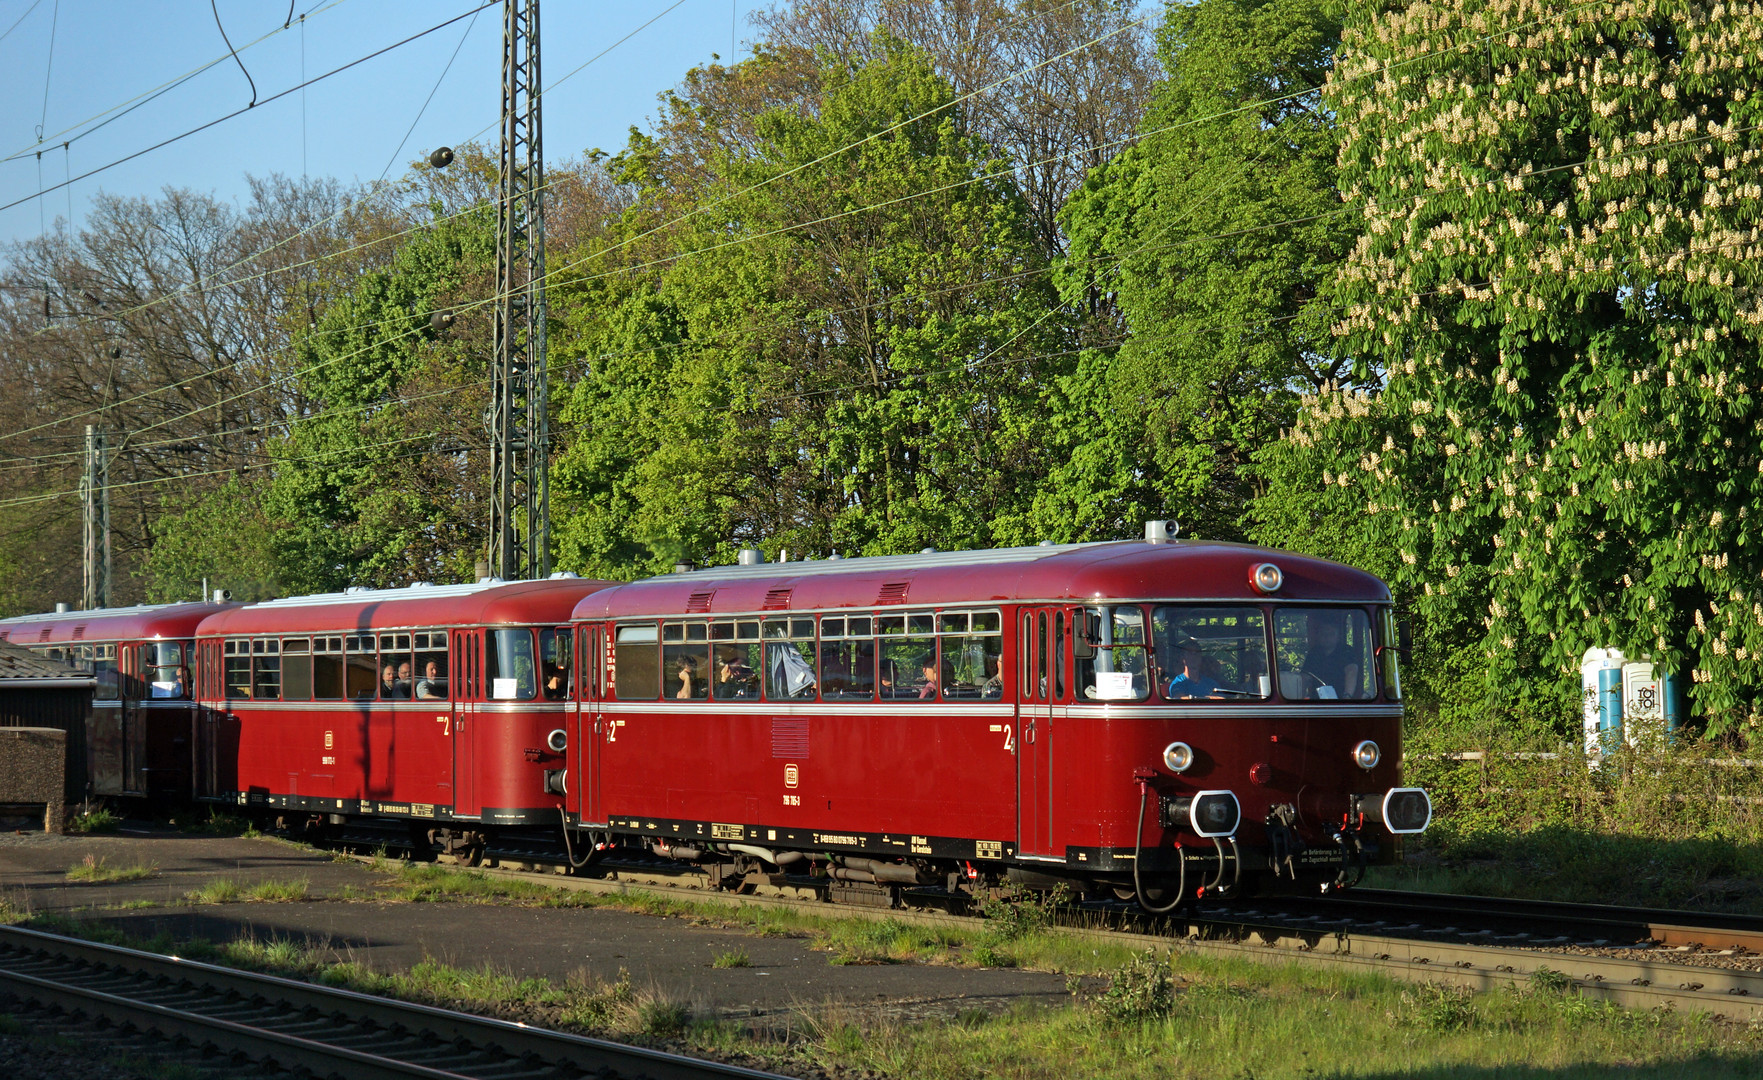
left=0, top=601, right=235, bottom=644
left=196, top=576, right=619, bottom=637
left=570, top=540, right=1391, bottom=620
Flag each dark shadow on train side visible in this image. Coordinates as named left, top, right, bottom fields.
left=354, top=602, right=388, bottom=804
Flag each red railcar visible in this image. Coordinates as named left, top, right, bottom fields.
left=189, top=577, right=614, bottom=853
left=0, top=602, right=232, bottom=803
left=565, top=535, right=1430, bottom=903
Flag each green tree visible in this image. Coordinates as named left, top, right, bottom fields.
left=140, top=479, right=283, bottom=602
left=551, top=38, right=1065, bottom=574
left=1061, top=0, right=1353, bottom=542
left=267, top=201, right=498, bottom=592
left=1284, top=1, right=1763, bottom=733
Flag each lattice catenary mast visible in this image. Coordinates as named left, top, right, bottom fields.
left=488, top=0, right=549, bottom=580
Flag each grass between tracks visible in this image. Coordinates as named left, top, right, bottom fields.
left=16, top=860, right=1763, bottom=1078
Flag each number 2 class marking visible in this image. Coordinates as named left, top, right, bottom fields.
left=435, top=715, right=450, bottom=736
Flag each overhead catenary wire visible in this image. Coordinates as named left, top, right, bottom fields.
left=210, top=0, right=258, bottom=108
left=0, top=1, right=497, bottom=216
left=0, top=0, right=44, bottom=48
left=1, top=0, right=1629, bottom=454
left=2, top=0, right=351, bottom=164
left=14, top=0, right=695, bottom=353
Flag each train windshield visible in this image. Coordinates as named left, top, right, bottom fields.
left=1272, top=608, right=1376, bottom=701
left=1151, top=607, right=1271, bottom=701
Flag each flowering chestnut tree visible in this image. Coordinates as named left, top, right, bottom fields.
left=1270, top=1, right=1763, bottom=731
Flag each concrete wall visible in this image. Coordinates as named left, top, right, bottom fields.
left=0, top=727, right=65, bottom=833
left=0, top=687, right=91, bottom=800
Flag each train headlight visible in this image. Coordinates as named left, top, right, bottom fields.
left=1249, top=562, right=1283, bottom=594
left=1160, top=790, right=1241, bottom=838
left=1352, top=739, right=1381, bottom=770
left=546, top=728, right=568, bottom=754
left=1162, top=741, right=1194, bottom=773
left=1359, top=787, right=1432, bottom=834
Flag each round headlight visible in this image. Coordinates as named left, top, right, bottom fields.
left=1250, top=562, right=1283, bottom=594
left=1162, top=741, right=1194, bottom=773
left=546, top=728, right=568, bottom=754
left=1353, top=739, right=1381, bottom=770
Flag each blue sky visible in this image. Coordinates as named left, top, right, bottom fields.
left=0, top=0, right=758, bottom=246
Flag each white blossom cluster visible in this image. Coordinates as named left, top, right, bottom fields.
left=1298, top=0, right=1763, bottom=730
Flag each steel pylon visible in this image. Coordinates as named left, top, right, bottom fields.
left=488, top=0, right=549, bottom=581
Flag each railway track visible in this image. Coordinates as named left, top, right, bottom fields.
left=0, top=924, right=790, bottom=1080
left=351, top=846, right=1763, bottom=1020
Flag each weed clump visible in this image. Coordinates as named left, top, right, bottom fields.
left=1394, top=983, right=1479, bottom=1032
left=711, top=948, right=750, bottom=969
left=1093, top=951, right=1178, bottom=1023
left=66, top=855, right=158, bottom=883
left=68, top=808, right=120, bottom=834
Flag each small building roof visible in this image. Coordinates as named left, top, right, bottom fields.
left=0, top=638, right=94, bottom=688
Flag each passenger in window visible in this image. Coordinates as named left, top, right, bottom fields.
left=981, top=655, right=1003, bottom=699
left=542, top=664, right=567, bottom=701
left=1302, top=616, right=1359, bottom=698
left=879, top=661, right=899, bottom=698
left=916, top=654, right=940, bottom=700
left=396, top=661, right=414, bottom=697
left=381, top=663, right=410, bottom=700
left=715, top=653, right=756, bottom=699
left=674, top=654, right=700, bottom=700
left=173, top=665, right=191, bottom=700
left=1166, top=642, right=1221, bottom=699
left=416, top=660, right=446, bottom=700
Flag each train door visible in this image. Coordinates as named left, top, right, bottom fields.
left=1018, top=608, right=1059, bottom=858
left=577, top=624, right=607, bottom=826
left=449, top=629, right=479, bottom=817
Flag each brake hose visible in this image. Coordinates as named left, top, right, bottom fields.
left=1133, top=783, right=1186, bottom=914
left=560, top=807, right=594, bottom=869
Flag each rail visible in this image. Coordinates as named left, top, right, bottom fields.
left=0, top=924, right=789, bottom=1080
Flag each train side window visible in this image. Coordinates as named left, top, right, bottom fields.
left=224, top=640, right=251, bottom=698
left=819, top=616, right=875, bottom=700
left=1053, top=613, right=1066, bottom=701
left=661, top=622, right=708, bottom=701
left=613, top=623, right=660, bottom=700
left=539, top=628, right=571, bottom=701
left=281, top=639, right=312, bottom=700
left=252, top=638, right=281, bottom=701
left=710, top=620, right=760, bottom=699
left=92, top=644, right=119, bottom=702
left=940, top=609, right=1003, bottom=700
left=763, top=617, right=817, bottom=700
left=414, top=631, right=448, bottom=700
left=1378, top=608, right=1403, bottom=701
left=877, top=612, right=937, bottom=701
left=379, top=633, right=414, bottom=698
left=312, top=637, right=344, bottom=699
left=345, top=636, right=378, bottom=699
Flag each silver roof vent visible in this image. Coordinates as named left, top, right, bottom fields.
left=53, top=602, right=69, bottom=614
left=1145, top=519, right=1180, bottom=543
left=736, top=548, right=764, bottom=566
